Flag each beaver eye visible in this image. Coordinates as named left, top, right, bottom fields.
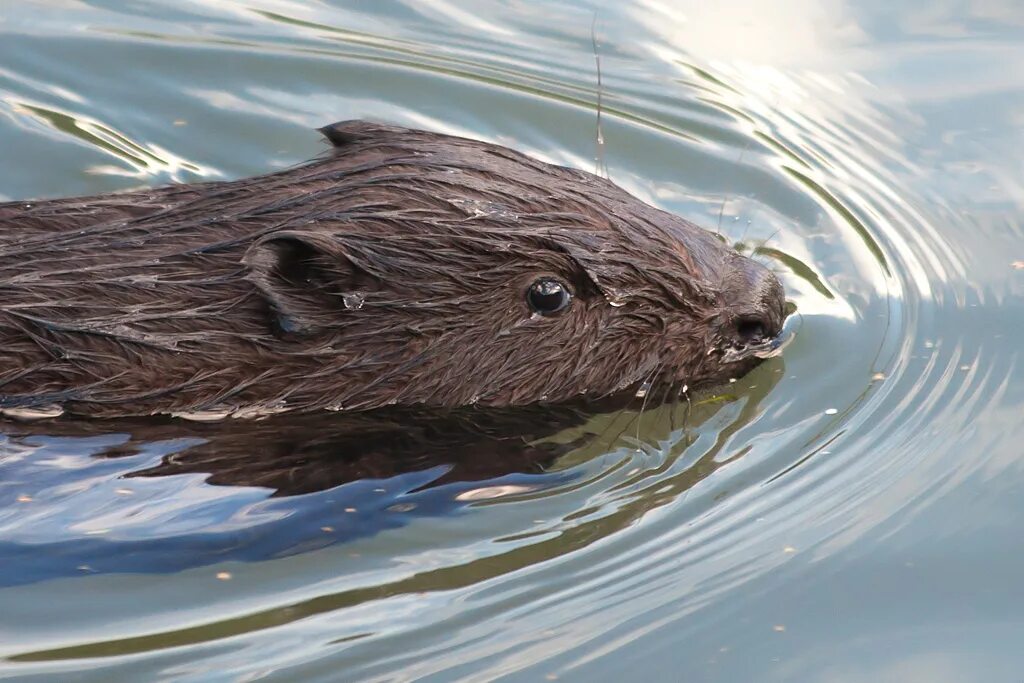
left=527, top=278, right=572, bottom=315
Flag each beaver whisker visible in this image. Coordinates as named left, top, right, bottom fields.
left=632, top=367, right=659, bottom=446
left=755, top=229, right=781, bottom=253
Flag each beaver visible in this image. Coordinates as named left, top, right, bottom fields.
left=0, top=121, right=786, bottom=419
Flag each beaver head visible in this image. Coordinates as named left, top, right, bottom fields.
left=0, top=121, right=786, bottom=418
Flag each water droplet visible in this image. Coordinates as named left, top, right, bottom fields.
left=342, top=292, right=365, bottom=310
left=449, top=198, right=519, bottom=221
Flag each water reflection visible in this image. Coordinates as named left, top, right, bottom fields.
left=6, top=101, right=211, bottom=181
left=0, top=404, right=583, bottom=585
left=3, top=363, right=786, bottom=660
left=4, top=0, right=1021, bottom=680
left=84, top=406, right=594, bottom=495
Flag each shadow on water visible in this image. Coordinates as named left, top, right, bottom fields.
left=1, top=361, right=785, bottom=661
left=0, top=359, right=782, bottom=596
left=0, top=405, right=582, bottom=586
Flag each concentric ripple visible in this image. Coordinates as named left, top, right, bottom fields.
left=1, top=1, right=1016, bottom=681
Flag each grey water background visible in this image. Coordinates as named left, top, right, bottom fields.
left=1, top=0, right=1023, bottom=681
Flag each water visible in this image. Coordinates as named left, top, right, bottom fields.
left=2, top=1, right=1023, bottom=680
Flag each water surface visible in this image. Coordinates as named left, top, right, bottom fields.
left=1, top=1, right=1023, bottom=681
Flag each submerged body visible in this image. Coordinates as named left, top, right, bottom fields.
left=0, top=121, right=786, bottom=419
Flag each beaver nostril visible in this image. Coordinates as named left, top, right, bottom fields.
left=735, top=317, right=767, bottom=346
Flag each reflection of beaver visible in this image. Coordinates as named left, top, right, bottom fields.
left=0, top=121, right=786, bottom=419
left=1, top=364, right=784, bottom=496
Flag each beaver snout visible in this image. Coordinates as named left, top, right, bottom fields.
left=720, top=257, right=787, bottom=353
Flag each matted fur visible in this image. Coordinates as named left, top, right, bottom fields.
left=0, top=121, right=785, bottom=418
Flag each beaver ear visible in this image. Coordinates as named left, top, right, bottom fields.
left=243, top=230, right=372, bottom=335
left=317, top=120, right=406, bottom=147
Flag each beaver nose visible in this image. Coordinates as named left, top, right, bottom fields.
left=735, top=316, right=771, bottom=346
left=726, top=259, right=786, bottom=347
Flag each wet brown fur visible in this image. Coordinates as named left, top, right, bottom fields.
left=0, top=121, right=785, bottom=418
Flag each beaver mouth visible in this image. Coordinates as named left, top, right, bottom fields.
left=720, top=316, right=796, bottom=364
left=721, top=330, right=793, bottom=363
